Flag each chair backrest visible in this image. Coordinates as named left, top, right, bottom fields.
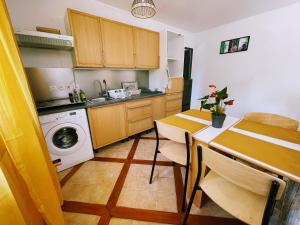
left=201, top=146, right=286, bottom=199
left=155, top=120, right=191, bottom=144
left=244, top=112, right=299, bottom=130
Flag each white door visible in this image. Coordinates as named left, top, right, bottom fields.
left=45, top=122, right=86, bottom=156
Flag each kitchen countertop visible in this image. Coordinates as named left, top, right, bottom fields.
left=37, top=91, right=165, bottom=116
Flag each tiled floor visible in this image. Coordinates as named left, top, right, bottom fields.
left=63, top=212, right=100, bottom=225
left=59, top=131, right=240, bottom=225
left=118, top=164, right=177, bottom=212
left=134, top=139, right=170, bottom=161
left=109, top=218, right=171, bottom=225
left=95, top=140, right=134, bottom=159
left=62, top=161, right=123, bottom=204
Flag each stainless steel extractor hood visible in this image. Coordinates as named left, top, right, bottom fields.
left=15, top=30, right=74, bottom=50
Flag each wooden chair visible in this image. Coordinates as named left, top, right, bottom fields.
left=182, top=145, right=286, bottom=225
left=244, top=112, right=299, bottom=130
left=149, top=121, right=192, bottom=212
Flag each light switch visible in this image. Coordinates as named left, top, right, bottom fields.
left=49, top=85, right=57, bottom=91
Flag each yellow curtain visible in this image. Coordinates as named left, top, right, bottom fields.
left=0, top=0, right=65, bottom=224
left=0, top=167, right=26, bottom=225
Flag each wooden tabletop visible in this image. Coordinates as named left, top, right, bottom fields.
left=159, top=110, right=300, bottom=183
left=210, top=120, right=300, bottom=183
left=159, top=110, right=210, bottom=133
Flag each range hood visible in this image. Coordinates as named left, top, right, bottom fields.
left=15, top=30, right=74, bottom=50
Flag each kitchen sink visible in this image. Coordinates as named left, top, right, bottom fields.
left=90, top=97, right=106, bottom=104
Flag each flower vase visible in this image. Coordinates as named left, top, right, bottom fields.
left=212, top=113, right=226, bottom=128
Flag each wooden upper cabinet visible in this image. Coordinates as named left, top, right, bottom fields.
left=101, top=19, right=135, bottom=68
left=67, top=9, right=160, bottom=69
left=68, top=9, right=103, bottom=67
left=134, top=28, right=160, bottom=69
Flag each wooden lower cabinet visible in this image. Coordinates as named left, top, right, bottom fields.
left=88, top=103, right=127, bottom=149
left=126, top=99, right=153, bottom=136
left=152, top=96, right=166, bottom=120
left=166, top=92, right=182, bottom=116
left=87, top=94, right=183, bottom=148
left=128, top=117, right=153, bottom=136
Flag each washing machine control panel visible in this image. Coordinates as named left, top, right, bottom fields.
left=39, top=109, right=85, bottom=124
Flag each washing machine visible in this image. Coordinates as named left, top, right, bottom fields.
left=39, top=109, right=94, bottom=172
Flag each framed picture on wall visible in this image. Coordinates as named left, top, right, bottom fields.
left=220, top=36, right=250, bottom=54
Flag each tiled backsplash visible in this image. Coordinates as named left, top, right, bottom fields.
left=22, top=47, right=149, bottom=101
left=25, top=68, right=149, bottom=101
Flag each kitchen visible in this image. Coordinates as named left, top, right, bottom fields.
left=1, top=1, right=300, bottom=225
left=20, top=7, right=188, bottom=170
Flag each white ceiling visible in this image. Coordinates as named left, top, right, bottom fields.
left=97, top=0, right=300, bottom=32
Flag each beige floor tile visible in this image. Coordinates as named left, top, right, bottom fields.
left=64, top=212, right=100, bottom=225
left=141, top=130, right=163, bottom=138
left=117, top=164, right=177, bottom=212
left=95, top=139, right=134, bottom=158
left=58, top=167, right=73, bottom=181
left=62, top=161, right=123, bottom=204
left=134, top=139, right=171, bottom=161
left=109, top=218, right=171, bottom=225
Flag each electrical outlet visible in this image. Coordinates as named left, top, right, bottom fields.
left=58, top=85, right=65, bottom=91
left=49, top=85, right=57, bottom=92
left=65, top=85, right=72, bottom=91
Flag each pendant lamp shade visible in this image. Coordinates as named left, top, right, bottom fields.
left=131, top=0, right=156, bottom=19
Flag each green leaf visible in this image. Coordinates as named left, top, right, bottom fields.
left=198, top=95, right=209, bottom=100
left=217, top=87, right=228, bottom=100
left=201, top=103, right=214, bottom=110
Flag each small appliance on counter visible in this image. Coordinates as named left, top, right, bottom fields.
left=108, top=89, right=131, bottom=99
left=121, top=81, right=141, bottom=96
left=107, top=81, right=142, bottom=99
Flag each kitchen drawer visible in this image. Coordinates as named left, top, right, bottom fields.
left=166, top=93, right=182, bottom=101
left=166, top=109, right=182, bottom=117
left=128, top=117, right=153, bottom=136
left=166, top=99, right=182, bottom=112
left=127, top=105, right=152, bottom=122
left=126, top=99, right=152, bottom=109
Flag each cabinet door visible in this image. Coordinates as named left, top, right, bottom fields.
left=166, top=93, right=182, bottom=115
left=68, top=9, right=103, bottom=67
left=88, top=104, right=126, bottom=148
left=152, top=96, right=166, bottom=120
left=134, top=28, right=159, bottom=69
left=101, top=19, right=135, bottom=68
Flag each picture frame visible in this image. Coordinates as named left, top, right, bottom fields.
left=220, top=36, right=250, bottom=54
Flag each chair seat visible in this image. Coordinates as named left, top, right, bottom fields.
left=200, top=171, right=268, bottom=225
left=159, top=141, right=187, bottom=165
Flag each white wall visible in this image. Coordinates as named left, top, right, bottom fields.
left=6, top=0, right=194, bottom=92
left=191, top=3, right=300, bottom=122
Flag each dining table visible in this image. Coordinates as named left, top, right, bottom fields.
left=158, top=109, right=300, bottom=225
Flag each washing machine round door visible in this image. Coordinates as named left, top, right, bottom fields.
left=45, top=123, right=86, bottom=156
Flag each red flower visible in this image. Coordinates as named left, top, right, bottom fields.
left=210, top=92, right=217, bottom=97
left=224, top=100, right=234, bottom=105
left=209, top=84, right=216, bottom=88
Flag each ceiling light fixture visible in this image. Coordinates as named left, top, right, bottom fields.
left=131, top=0, right=156, bottom=19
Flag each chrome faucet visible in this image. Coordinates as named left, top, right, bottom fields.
left=93, top=80, right=103, bottom=97
left=103, top=79, right=108, bottom=97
